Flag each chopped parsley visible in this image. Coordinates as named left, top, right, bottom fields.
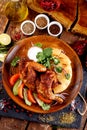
left=34, top=42, right=42, bottom=48
left=43, top=48, right=52, bottom=57
left=11, top=56, right=20, bottom=67
left=36, top=47, right=52, bottom=68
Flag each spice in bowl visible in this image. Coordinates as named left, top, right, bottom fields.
left=21, top=20, right=36, bottom=35
left=36, top=17, right=47, bottom=28
left=34, top=14, right=50, bottom=30
left=47, top=21, right=63, bottom=37
left=49, top=24, right=60, bottom=35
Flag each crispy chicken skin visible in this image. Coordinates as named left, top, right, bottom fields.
left=36, top=70, right=63, bottom=102
left=19, top=58, right=63, bottom=103
left=19, top=58, right=46, bottom=90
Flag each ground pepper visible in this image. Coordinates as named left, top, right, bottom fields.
left=49, top=24, right=60, bottom=34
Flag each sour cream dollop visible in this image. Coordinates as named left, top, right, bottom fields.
left=27, top=46, right=43, bottom=62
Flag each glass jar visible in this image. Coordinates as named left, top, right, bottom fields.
left=4, top=0, right=29, bottom=22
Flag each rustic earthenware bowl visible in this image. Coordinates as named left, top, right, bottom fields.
left=2, top=35, right=83, bottom=113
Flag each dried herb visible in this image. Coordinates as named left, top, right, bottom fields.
left=59, top=112, right=76, bottom=124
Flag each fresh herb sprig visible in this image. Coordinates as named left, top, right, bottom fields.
left=0, top=42, right=14, bottom=54
left=36, top=47, right=60, bottom=68
left=36, top=47, right=52, bottom=68
left=11, top=56, right=20, bottom=67
left=34, top=42, right=42, bottom=48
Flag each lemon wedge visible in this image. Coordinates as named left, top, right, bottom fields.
left=0, top=33, right=11, bottom=45
left=0, top=53, right=7, bottom=62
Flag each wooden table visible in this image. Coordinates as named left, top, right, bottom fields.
left=0, top=1, right=87, bottom=130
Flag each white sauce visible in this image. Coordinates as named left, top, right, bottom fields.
left=27, top=46, right=42, bottom=62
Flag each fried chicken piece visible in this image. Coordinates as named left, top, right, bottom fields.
left=19, top=58, right=46, bottom=90
left=28, top=61, right=47, bottom=72
left=36, top=70, right=63, bottom=103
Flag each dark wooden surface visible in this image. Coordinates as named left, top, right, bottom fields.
left=0, top=1, right=87, bottom=130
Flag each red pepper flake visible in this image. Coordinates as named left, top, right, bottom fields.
left=3, top=101, right=10, bottom=106
left=13, top=105, right=17, bottom=109
left=14, top=32, right=21, bottom=41
left=21, top=108, right=25, bottom=112
left=7, top=105, right=12, bottom=109
left=40, top=0, right=62, bottom=11
left=15, top=109, right=20, bottom=113
left=29, top=113, right=33, bottom=117
left=71, top=40, right=87, bottom=56
left=3, top=108, right=8, bottom=113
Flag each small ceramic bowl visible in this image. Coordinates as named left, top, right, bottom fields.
left=21, top=20, right=36, bottom=35
left=47, top=21, right=63, bottom=37
left=34, top=14, right=50, bottom=30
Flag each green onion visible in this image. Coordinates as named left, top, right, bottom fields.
left=53, top=58, right=60, bottom=65
left=65, top=73, right=70, bottom=80
left=56, top=66, right=62, bottom=73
